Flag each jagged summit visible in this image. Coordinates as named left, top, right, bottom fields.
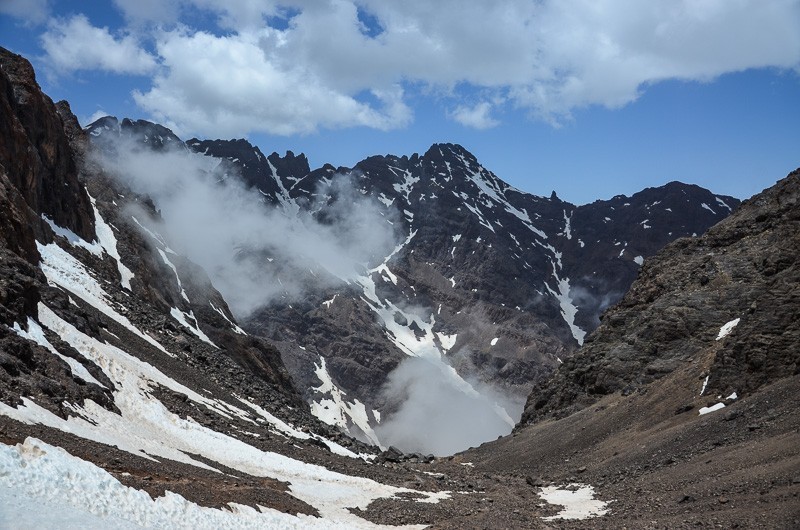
left=81, top=114, right=741, bottom=451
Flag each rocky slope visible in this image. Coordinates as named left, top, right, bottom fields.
left=462, top=169, right=799, bottom=528
left=86, top=125, right=739, bottom=450
left=521, top=169, right=799, bottom=425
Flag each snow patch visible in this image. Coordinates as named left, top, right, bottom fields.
left=701, top=203, right=716, bottom=215
left=309, top=356, right=382, bottom=447
left=11, top=318, right=106, bottom=389
left=543, top=265, right=586, bottom=345
left=699, top=403, right=726, bottom=415
left=37, top=241, right=169, bottom=355
left=716, top=318, right=741, bottom=340
left=170, top=307, right=217, bottom=347
left=539, top=484, right=610, bottom=520
left=209, top=301, right=246, bottom=335
left=158, top=248, right=189, bottom=302
left=633, top=255, right=644, bottom=266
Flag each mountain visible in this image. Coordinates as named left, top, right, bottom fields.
left=1, top=45, right=798, bottom=529
left=463, top=168, right=800, bottom=529
left=161, top=135, right=737, bottom=450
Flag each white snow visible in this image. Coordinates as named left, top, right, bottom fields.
left=323, top=294, right=338, bottom=308
left=699, top=402, right=726, bottom=415
left=436, top=332, right=457, bottom=353
left=0, top=437, right=412, bottom=530
left=234, top=396, right=362, bottom=459
left=377, top=194, right=394, bottom=207
left=0, top=306, right=448, bottom=526
left=701, top=203, right=717, bottom=215
left=88, top=193, right=134, bottom=290
left=37, top=241, right=169, bottom=355
left=42, top=215, right=103, bottom=256
left=43, top=193, right=135, bottom=291
left=490, top=337, right=499, bottom=346
left=157, top=248, right=189, bottom=302
left=562, top=210, right=572, bottom=240
left=543, top=265, right=586, bottom=345
left=209, top=301, right=246, bottom=335
left=390, top=167, right=419, bottom=203
left=715, top=196, right=732, bottom=211
left=170, top=307, right=217, bottom=347
left=700, top=375, right=709, bottom=396
left=131, top=216, right=175, bottom=254
left=633, top=255, right=644, bottom=266
left=11, top=318, right=106, bottom=388
left=539, top=484, right=610, bottom=520
left=726, top=391, right=738, bottom=400
left=716, top=318, right=741, bottom=340
left=309, top=356, right=382, bottom=447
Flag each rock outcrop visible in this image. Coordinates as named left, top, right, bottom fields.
left=522, top=169, right=799, bottom=424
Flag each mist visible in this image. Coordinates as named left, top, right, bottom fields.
left=374, top=356, right=525, bottom=456
left=94, top=138, right=399, bottom=316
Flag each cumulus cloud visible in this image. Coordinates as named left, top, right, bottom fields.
left=41, top=1, right=800, bottom=134
left=132, top=29, right=411, bottom=137
left=93, top=137, right=398, bottom=316
left=450, top=102, right=500, bottom=130
left=41, top=15, right=157, bottom=75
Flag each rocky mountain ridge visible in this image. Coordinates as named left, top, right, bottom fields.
left=86, top=120, right=739, bottom=449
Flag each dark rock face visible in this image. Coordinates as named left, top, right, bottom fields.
left=521, top=170, right=799, bottom=424
left=0, top=48, right=95, bottom=261
left=0, top=46, right=310, bottom=433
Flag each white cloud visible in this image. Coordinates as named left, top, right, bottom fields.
left=81, top=110, right=112, bottom=128
left=41, top=15, right=157, bottom=75
left=450, top=102, right=500, bottom=129
left=43, top=1, right=800, bottom=135
left=0, top=0, right=49, bottom=25
left=133, top=29, right=410, bottom=137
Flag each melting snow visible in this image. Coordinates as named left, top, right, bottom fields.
left=170, top=307, right=217, bottom=347
left=716, top=318, right=741, bottom=340
left=700, top=375, right=710, bottom=396
left=701, top=203, right=716, bottom=215
left=539, top=484, right=610, bottom=520
left=322, top=294, right=338, bottom=308
left=0, top=306, right=447, bottom=526
left=309, top=356, right=382, bottom=447
left=562, top=210, right=573, bottom=240
left=43, top=192, right=135, bottom=291
left=11, top=318, right=106, bottom=388
left=544, top=266, right=586, bottom=345
left=699, top=403, right=726, bottom=415
left=633, top=255, right=644, bottom=266
left=88, top=193, right=134, bottom=290
left=715, top=196, right=732, bottom=211
left=209, top=301, right=246, bottom=335
left=37, top=241, right=169, bottom=355
left=158, top=249, right=190, bottom=302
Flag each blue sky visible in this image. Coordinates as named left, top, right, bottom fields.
left=1, top=0, right=798, bottom=204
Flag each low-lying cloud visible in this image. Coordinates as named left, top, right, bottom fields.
left=94, top=138, right=398, bottom=316
left=374, top=356, right=524, bottom=456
